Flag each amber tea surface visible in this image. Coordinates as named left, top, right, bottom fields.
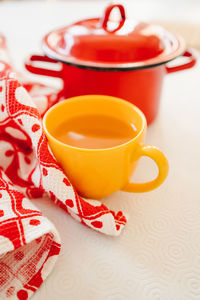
left=53, top=114, right=137, bottom=149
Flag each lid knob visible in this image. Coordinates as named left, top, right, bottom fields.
left=101, top=3, right=126, bottom=33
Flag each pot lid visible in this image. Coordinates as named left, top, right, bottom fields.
left=43, top=3, right=185, bottom=70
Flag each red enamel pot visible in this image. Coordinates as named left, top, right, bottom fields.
left=25, top=3, right=196, bottom=124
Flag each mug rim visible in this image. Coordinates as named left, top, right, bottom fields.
left=43, top=95, right=147, bottom=152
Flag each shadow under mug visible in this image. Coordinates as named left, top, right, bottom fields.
left=43, top=95, right=169, bottom=199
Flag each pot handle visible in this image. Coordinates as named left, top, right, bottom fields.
left=165, top=49, right=196, bottom=74
left=101, top=3, right=126, bottom=33
left=24, top=54, right=64, bottom=78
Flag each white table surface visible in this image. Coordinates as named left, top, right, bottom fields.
left=0, top=1, right=200, bottom=299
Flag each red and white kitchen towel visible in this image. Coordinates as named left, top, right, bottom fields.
left=0, top=34, right=127, bottom=299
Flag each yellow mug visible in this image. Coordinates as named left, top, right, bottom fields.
left=43, top=95, right=169, bottom=199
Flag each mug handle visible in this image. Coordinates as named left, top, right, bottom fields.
left=165, top=49, right=196, bottom=74
left=121, top=145, right=169, bottom=193
left=24, top=54, right=64, bottom=78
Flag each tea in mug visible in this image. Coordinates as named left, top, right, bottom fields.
left=53, top=114, right=137, bottom=149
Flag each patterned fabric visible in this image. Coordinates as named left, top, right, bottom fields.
left=0, top=34, right=127, bottom=299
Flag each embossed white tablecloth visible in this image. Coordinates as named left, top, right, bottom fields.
left=0, top=1, right=200, bottom=299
